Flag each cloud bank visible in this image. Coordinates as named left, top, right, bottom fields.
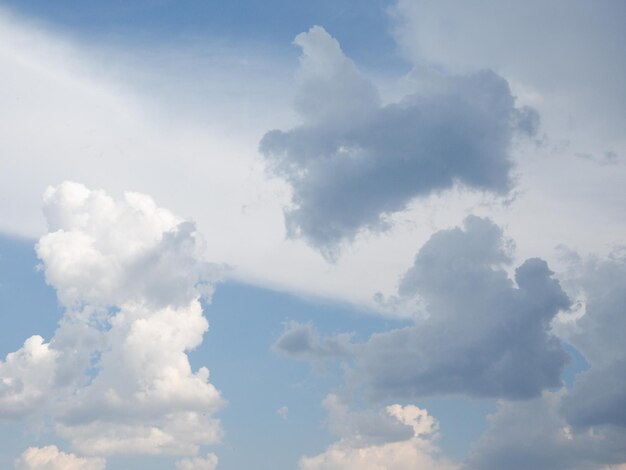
left=0, top=182, right=224, bottom=461
left=260, top=26, right=537, bottom=255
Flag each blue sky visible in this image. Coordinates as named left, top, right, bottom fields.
left=1, top=1, right=625, bottom=469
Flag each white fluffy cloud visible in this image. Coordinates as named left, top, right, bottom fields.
left=36, top=181, right=218, bottom=309
left=0, top=182, right=224, bottom=458
left=299, top=395, right=457, bottom=470
left=0, top=335, right=57, bottom=417
left=15, top=446, right=105, bottom=470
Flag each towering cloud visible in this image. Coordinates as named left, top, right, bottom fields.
left=0, top=182, right=224, bottom=461
left=260, top=26, right=537, bottom=255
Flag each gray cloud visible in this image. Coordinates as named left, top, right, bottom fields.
left=273, top=217, right=571, bottom=400
left=272, top=322, right=353, bottom=367
left=463, top=391, right=626, bottom=470
left=561, top=256, right=626, bottom=428
left=259, top=26, right=537, bottom=256
left=355, top=216, right=570, bottom=400
left=418, top=252, right=626, bottom=469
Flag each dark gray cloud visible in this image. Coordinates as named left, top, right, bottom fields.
left=355, top=216, right=570, bottom=400
left=259, top=26, right=537, bottom=256
left=561, top=257, right=626, bottom=428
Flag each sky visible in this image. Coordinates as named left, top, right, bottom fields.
left=0, top=1, right=625, bottom=469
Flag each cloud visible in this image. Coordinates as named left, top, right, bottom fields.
left=461, top=253, right=626, bottom=470
left=0, top=335, right=57, bottom=418
left=260, top=26, right=537, bottom=255
left=36, top=181, right=221, bottom=309
left=354, top=216, right=570, bottom=399
left=15, top=445, right=105, bottom=470
left=463, top=391, right=626, bottom=470
left=273, top=217, right=571, bottom=400
left=559, top=256, right=626, bottom=428
left=273, top=322, right=353, bottom=360
left=390, top=0, right=626, bottom=141
left=0, top=182, right=224, bottom=457
left=277, top=406, right=289, bottom=420
left=299, top=395, right=458, bottom=470
left=175, top=452, right=219, bottom=470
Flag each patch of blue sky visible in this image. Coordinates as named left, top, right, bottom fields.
left=195, top=282, right=409, bottom=469
left=0, top=233, right=59, bottom=356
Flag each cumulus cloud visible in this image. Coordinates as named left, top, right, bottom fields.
left=273, top=217, right=571, bottom=400
left=175, top=452, right=219, bottom=470
left=15, top=445, right=105, bottom=470
left=299, top=395, right=457, bottom=470
left=260, top=26, right=537, bottom=255
left=37, top=181, right=220, bottom=309
left=0, top=182, right=224, bottom=457
left=354, top=216, right=570, bottom=399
